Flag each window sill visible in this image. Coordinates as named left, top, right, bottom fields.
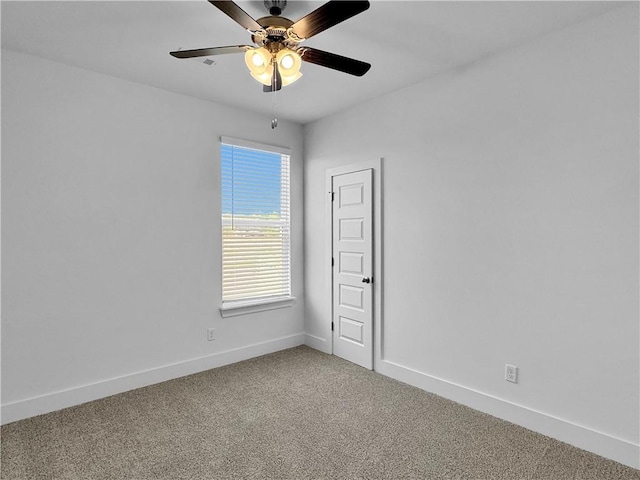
left=220, top=296, right=296, bottom=318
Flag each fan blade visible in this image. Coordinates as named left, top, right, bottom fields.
left=291, top=1, right=369, bottom=40
left=263, top=63, right=282, bottom=93
left=170, top=45, right=250, bottom=59
left=208, top=1, right=263, bottom=32
left=299, top=47, right=371, bottom=76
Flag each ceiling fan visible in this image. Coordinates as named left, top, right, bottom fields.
left=170, top=0, right=371, bottom=92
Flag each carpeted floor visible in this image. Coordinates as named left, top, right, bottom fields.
left=1, top=346, right=639, bottom=479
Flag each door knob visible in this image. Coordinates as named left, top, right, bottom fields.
left=362, top=277, right=371, bottom=284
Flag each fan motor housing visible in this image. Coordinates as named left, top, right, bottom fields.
left=253, top=16, right=297, bottom=48
left=256, top=16, right=294, bottom=29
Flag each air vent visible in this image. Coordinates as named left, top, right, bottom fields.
left=188, top=57, right=216, bottom=67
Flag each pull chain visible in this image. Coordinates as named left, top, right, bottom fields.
left=271, top=79, right=278, bottom=128
left=271, top=57, right=278, bottom=129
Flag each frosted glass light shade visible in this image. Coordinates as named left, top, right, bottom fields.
left=276, top=49, right=302, bottom=87
left=276, top=49, right=301, bottom=76
left=281, top=71, right=302, bottom=86
left=244, top=47, right=271, bottom=76
left=250, top=68, right=274, bottom=86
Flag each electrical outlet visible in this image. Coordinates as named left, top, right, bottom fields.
left=207, top=328, right=216, bottom=341
left=505, top=364, right=518, bottom=383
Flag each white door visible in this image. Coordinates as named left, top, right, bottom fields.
left=332, top=169, right=373, bottom=370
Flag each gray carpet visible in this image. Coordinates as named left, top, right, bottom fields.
left=1, top=346, right=639, bottom=479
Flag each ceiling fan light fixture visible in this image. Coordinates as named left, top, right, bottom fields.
left=275, top=48, right=302, bottom=86
left=276, top=48, right=301, bottom=76
left=250, top=66, right=274, bottom=86
left=281, top=71, right=302, bottom=87
left=244, top=47, right=271, bottom=76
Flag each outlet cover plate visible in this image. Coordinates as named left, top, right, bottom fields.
left=505, top=364, right=518, bottom=383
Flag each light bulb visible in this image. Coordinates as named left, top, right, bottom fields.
left=251, top=53, right=264, bottom=67
left=280, top=54, right=294, bottom=70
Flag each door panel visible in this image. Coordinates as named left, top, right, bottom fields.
left=339, top=317, right=364, bottom=344
left=339, top=252, right=364, bottom=275
left=339, top=218, right=364, bottom=240
left=332, top=169, right=373, bottom=369
left=339, top=284, right=364, bottom=310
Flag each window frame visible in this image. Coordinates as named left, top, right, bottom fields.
left=218, top=136, right=295, bottom=317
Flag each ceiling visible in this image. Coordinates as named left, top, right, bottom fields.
left=1, top=1, right=622, bottom=124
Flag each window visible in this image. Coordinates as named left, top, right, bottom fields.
left=220, top=137, right=292, bottom=315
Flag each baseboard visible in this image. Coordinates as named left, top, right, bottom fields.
left=304, top=333, right=330, bottom=353
left=1, top=333, right=305, bottom=425
left=377, top=359, right=640, bottom=470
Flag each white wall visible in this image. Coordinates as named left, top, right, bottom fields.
left=304, top=5, right=639, bottom=468
left=1, top=50, right=305, bottom=422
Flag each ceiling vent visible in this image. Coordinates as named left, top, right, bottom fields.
left=189, top=57, right=216, bottom=67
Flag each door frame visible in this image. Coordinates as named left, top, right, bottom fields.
left=325, top=158, right=383, bottom=370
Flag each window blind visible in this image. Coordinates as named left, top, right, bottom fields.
left=221, top=139, right=291, bottom=303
